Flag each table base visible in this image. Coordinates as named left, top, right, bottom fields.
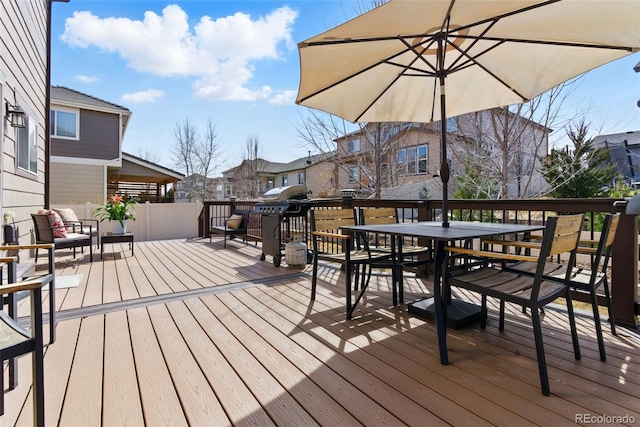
left=408, top=298, right=483, bottom=330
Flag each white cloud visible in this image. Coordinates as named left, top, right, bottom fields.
left=268, top=90, right=297, bottom=106
left=75, top=74, right=100, bottom=83
left=121, top=89, right=164, bottom=104
left=61, top=5, right=297, bottom=102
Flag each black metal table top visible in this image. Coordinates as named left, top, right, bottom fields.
left=343, top=220, right=544, bottom=240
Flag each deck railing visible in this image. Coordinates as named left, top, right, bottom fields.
left=203, top=197, right=639, bottom=329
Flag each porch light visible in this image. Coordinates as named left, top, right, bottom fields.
left=5, top=102, right=26, bottom=128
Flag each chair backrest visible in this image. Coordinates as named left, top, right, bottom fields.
left=589, top=213, right=620, bottom=274
left=31, top=214, right=54, bottom=243
left=310, top=208, right=357, bottom=254
left=532, top=214, right=584, bottom=297
left=359, top=207, right=398, bottom=225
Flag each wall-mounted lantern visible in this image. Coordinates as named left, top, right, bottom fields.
left=5, top=102, right=26, bottom=128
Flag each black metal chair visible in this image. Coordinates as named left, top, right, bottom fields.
left=209, top=210, right=251, bottom=248
left=445, top=214, right=584, bottom=396
left=359, top=207, right=432, bottom=274
left=0, top=244, right=56, bottom=343
left=483, top=213, right=620, bottom=360
left=0, top=274, right=46, bottom=426
left=310, top=208, right=392, bottom=319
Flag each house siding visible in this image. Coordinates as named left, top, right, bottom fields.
left=1, top=0, right=49, bottom=244
left=51, top=109, right=120, bottom=159
left=50, top=162, right=104, bottom=204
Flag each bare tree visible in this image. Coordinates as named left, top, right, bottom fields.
left=172, top=118, right=198, bottom=201
left=195, top=118, right=223, bottom=200
left=451, top=79, right=587, bottom=199
left=234, top=135, right=264, bottom=199
left=296, top=110, right=406, bottom=198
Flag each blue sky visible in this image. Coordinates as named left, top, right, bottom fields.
left=51, top=1, right=640, bottom=175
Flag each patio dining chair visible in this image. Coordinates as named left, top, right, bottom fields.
left=310, top=208, right=392, bottom=319
left=482, top=213, right=620, bottom=360
left=359, top=207, right=432, bottom=276
left=444, top=214, right=584, bottom=396
left=0, top=274, right=46, bottom=426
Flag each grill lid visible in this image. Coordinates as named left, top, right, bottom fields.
left=262, top=185, right=307, bottom=201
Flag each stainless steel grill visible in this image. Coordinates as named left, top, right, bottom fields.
left=254, top=185, right=312, bottom=267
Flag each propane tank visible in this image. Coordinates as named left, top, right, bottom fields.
left=285, top=233, right=307, bottom=268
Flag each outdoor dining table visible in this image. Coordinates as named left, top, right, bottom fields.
left=342, top=220, right=545, bottom=365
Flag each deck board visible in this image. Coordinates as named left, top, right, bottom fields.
left=3, top=238, right=639, bottom=426
left=128, top=307, right=189, bottom=425
left=103, top=310, right=145, bottom=427
left=58, top=315, right=104, bottom=426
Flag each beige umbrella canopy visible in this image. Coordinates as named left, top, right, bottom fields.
left=296, top=0, right=640, bottom=226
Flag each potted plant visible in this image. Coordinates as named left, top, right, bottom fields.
left=93, top=195, right=137, bottom=234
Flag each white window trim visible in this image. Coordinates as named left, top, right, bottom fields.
left=17, top=115, right=38, bottom=177
left=51, top=106, right=80, bottom=140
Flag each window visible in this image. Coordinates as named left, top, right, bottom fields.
left=396, top=144, right=428, bottom=176
left=267, top=177, right=274, bottom=190
left=282, top=176, right=288, bottom=186
left=298, top=172, right=305, bottom=185
left=348, top=166, right=359, bottom=184
left=224, top=184, right=232, bottom=195
left=17, top=116, right=38, bottom=175
left=50, top=108, right=78, bottom=139
left=418, top=145, right=428, bottom=174
left=407, top=147, right=417, bottom=174
left=347, top=138, right=360, bottom=153
left=446, top=117, right=458, bottom=133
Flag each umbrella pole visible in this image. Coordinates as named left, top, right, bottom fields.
left=438, top=40, right=450, bottom=228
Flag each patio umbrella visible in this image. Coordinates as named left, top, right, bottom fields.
left=296, top=0, right=640, bottom=226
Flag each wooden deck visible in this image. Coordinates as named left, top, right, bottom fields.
left=4, top=237, right=640, bottom=426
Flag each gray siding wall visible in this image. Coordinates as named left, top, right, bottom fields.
left=1, top=0, right=48, bottom=245
left=52, top=109, right=120, bottom=159
left=50, top=162, right=104, bottom=204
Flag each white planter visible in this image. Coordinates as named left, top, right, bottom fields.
left=113, top=220, right=127, bottom=234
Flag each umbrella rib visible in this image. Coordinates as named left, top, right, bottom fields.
left=454, top=0, right=561, bottom=34
left=456, top=34, right=636, bottom=52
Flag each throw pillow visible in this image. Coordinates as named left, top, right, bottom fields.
left=53, top=208, right=79, bottom=223
left=226, top=214, right=244, bottom=230
left=37, top=209, right=67, bottom=238
left=53, top=208, right=80, bottom=232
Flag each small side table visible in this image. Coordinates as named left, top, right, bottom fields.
left=101, top=232, right=134, bottom=259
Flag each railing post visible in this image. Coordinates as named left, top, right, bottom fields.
left=611, top=209, right=639, bottom=328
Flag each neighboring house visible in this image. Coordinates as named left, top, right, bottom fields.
left=1, top=0, right=53, bottom=245
left=176, top=173, right=216, bottom=202
left=593, top=131, right=640, bottom=185
left=232, top=152, right=335, bottom=199
left=212, top=167, right=237, bottom=200
left=336, top=110, right=550, bottom=199
left=50, top=86, right=183, bottom=204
